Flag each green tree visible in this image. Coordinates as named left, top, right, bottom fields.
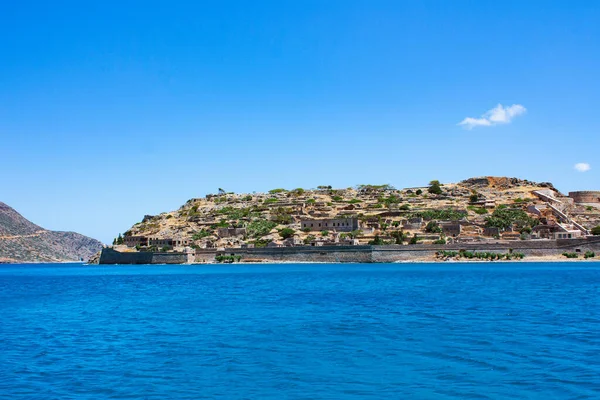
left=116, top=234, right=124, bottom=245
left=425, top=221, right=442, bottom=233
left=391, top=230, right=407, bottom=244
left=279, top=228, right=295, bottom=239
left=321, top=230, right=329, bottom=237
left=368, top=235, right=384, bottom=245
left=428, top=181, right=442, bottom=195
left=591, top=226, right=600, bottom=235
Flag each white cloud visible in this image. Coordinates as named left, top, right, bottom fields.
left=459, top=104, right=527, bottom=129
left=574, top=163, right=591, bottom=172
left=458, top=117, right=492, bottom=128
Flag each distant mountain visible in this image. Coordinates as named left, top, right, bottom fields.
left=0, top=202, right=103, bottom=263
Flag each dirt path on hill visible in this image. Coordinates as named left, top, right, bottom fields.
left=0, top=230, right=48, bottom=240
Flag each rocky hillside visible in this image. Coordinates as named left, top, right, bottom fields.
left=116, top=177, right=600, bottom=250
left=0, top=202, right=104, bottom=263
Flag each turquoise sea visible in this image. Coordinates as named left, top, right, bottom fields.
left=0, top=263, right=599, bottom=399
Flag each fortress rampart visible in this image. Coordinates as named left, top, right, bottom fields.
left=99, top=248, right=188, bottom=264
left=98, top=238, right=600, bottom=264
left=569, top=191, right=600, bottom=204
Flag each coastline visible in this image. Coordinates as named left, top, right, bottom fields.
left=93, top=239, right=600, bottom=265
left=3, top=259, right=600, bottom=267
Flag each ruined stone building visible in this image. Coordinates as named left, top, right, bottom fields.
left=300, top=218, right=360, bottom=232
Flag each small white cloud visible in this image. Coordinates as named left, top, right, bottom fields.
left=574, top=163, right=591, bottom=172
left=459, top=104, right=527, bottom=129
left=458, top=117, right=492, bottom=128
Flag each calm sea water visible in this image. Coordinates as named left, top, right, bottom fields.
left=0, top=263, right=599, bottom=399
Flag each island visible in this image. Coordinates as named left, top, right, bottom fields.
left=93, top=177, right=600, bottom=264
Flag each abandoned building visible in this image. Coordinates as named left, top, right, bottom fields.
left=149, top=238, right=175, bottom=248
left=532, top=224, right=558, bottom=239
left=283, top=237, right=304, bottom=247
left=483, top=227, right=501, bottom=237
left=174, top=238, right=192, bottom=247
left=441, top=223, right=462, bottom=238
left=126, top=236, right=190, bottom=249
left=554, top=224, right=584, bottom=239
left=217, top=227, right=247, bottom=238
left=300, top=218, right=360, bottom=232
left=124, top=235, right=148, bottom=247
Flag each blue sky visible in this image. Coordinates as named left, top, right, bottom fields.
left=1, top=1, right=599, bottom=243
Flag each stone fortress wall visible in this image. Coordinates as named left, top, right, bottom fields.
left=99, top=248, right=188, bottom=264
left=218, top=238, right=600, bottom=263
left=569, top=191, right=600, bottom=204
left=99, top=237, right=600, bottom=264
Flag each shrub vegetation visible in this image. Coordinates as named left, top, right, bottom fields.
left=562, top=252, right=578, bottom=259
left=468, top=205, right=488, bottom=215
left=412, top=208, right=467, bottom=221
left=269, top=188, right=287, bottom=194
left=279, top=228, right=295, bottom=239
left=303, top=235, right=316, bottom=244
left=247, top=220, right=277, bottom=238
left=428, top=180, right=443, bottom=195
left=425, top=221, right=443, bottom=233
left=192, top=230, right=212, bottom=240
left=437, top=250, right=524, bottom=260
left=215, top=255, right=242, bottom=263
left=485, top=205, right=537, bottom=230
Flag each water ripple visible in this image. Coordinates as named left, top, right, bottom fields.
left=0, top=263, right=599, bottom=399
